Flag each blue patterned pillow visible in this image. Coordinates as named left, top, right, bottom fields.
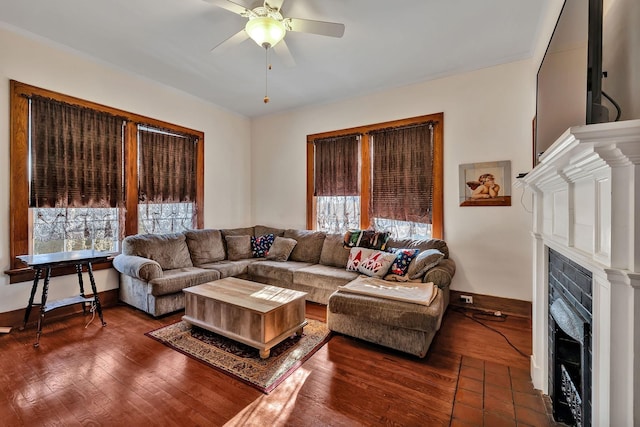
left=251, top=234, right=275, bottom=258
left=389, top=248, right=420, bottom=276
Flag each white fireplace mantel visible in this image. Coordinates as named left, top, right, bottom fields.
left=519, top=119, right=640, bottom=427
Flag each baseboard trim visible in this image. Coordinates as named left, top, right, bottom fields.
left=0, top=288, right=120, bottom=329
left=449, top=290, right=531, bottom=319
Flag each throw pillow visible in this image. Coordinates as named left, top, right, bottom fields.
left=388, top=248, right=421, bottom=276
left=251, top=233, right=275, bottom=258
left=283, top=229, right=326, bottom=263
left=184, top=229, right=226, bottom=265
left=346, top=247, right=375, bottom=271
left=343, top=229, right=391, bottom=250
left=357, top=250, right=397, bottom=278
left=319, top=233, right=351, bottom=268
left=225, top=235, right=253, bottom=261
left=407, top=248, right=444, bottom=280
left=265, top=237, right=298, bottom=261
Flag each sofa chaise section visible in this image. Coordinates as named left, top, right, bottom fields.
left=327, top=287, right=445, bottom=358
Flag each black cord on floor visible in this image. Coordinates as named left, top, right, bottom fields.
left=471, top=311, right=506, bottom=322
left=451, top=306, right=529, bottom=358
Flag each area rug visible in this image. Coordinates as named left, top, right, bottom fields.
left=145, top=319, right=331, bottom=394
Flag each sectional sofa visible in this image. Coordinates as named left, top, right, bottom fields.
left=113, top=225, right=456, bottom=356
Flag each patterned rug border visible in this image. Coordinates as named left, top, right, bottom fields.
left=145, top=319, right=331, bottom=394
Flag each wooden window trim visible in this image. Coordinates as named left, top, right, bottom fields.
left=306, top=113, right=444, bottom=239
left=7, top=80, right=205, bottom=282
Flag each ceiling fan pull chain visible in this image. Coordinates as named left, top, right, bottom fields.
left=264, top=47, right=271, bottom=104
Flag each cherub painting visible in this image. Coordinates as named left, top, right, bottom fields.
left=459, top=161, right=511, bottom=206
left=467, top=173, right=500, bottom=199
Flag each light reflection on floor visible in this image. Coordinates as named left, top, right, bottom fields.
left=223, top=367, right=311, bottom=426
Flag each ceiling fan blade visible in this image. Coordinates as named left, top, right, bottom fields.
left=273, top=39, right=296, bottom=67
left=286, top=18, right=345, bottom=38
left=203, top=0, right=250, bottom=16
left=264, top=0, right=285, bottom=12
left=211, top=29, right=249, bottom=53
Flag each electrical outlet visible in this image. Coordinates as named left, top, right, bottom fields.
left=460, top=295, right=473, bottom=304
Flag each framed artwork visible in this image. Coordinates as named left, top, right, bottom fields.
left=459, top=160, right=511, bottom=206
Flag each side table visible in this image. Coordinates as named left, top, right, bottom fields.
left=17, top=250, right=111, bottom=347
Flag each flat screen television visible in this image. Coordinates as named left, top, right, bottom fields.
left=535, top=0, right=639, bottom=164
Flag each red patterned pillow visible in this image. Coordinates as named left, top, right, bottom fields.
left=346, top=247, right=375, bottom=271
left=357, top=250, right=397, bottom=278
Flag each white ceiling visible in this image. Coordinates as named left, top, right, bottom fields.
left=0, top=0, right=549, bottom=118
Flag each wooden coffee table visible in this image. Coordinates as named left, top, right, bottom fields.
left=182, top=277, right=307, bottom=358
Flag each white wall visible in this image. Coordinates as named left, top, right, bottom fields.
left=251, top=60, right=536, bottom=301
left=0, top=27, right=252, bottom=312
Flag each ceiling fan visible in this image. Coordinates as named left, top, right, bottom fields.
left=204, top=0, right=345, bottom=69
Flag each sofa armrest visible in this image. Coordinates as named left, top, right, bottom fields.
left=424, top=258, right=456, bottom=289
left=113, top=254, right=163, bottom=282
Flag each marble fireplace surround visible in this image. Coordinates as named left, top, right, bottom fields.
left=519, top=119, right=640, bottom=426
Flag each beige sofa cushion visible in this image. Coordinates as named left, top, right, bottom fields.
left=255, top=225, right=286, bottom=237
left=283, top=229, right=326, bottom=264
left=293, top=264, right=359, bottom=291
left=184, top=229, right=225, bottom=265
left=319, top=233, right=351, bottom=268
left=199, top=259, right=256, bottom=278
left=226, top=235, right=253, bottom=260
left=386, top=238, right=449, bottom=259
left=122, top=232, right=193, bottom=270
left=407, top=249, right=444, bottom=280
left=328, top=288, right=444, bottom=332
left=248, top=260, right=312, bottom=283
left=221, top=227, right=255, bottom=238
left=148, top=267, right=219, bottom=296
left=265, top=236, right=297, bottom=261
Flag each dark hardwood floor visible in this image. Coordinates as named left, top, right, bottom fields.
left=0, top=302, right=560, bottom=426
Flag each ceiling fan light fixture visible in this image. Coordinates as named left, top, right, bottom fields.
left=245, top=16, right=286, bottom=48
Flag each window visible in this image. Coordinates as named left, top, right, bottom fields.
left=28, top=94, right=125, bottom=255
left=137, top=126, right=198, bottom=234
left=312, top=134, right=361, bottom=233
left=8, top=81, right=204, bottom=282
left=306, top=113, right=443, bottom=239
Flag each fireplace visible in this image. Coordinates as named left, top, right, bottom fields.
left=517, top=119, right=640, bottom=426
left=548, top=249, right=591, bottom=426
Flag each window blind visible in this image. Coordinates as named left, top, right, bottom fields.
left=313, top=133, right=360, bottom=196
left=138, top=127, right=198, bottom=203
left=29, top=96, right=124, bottom=208
left=369, top=123, right=434, bottom=224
